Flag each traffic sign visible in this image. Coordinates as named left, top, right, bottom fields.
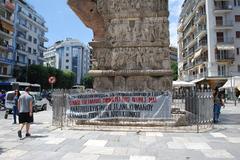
left=48, top=76, right=56, bottom=84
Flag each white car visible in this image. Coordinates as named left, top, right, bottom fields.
left=5, top=91, right=47, bottom=113
left=31, top=93, right=47, bottom=112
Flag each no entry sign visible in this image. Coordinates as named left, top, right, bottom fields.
left=48, top=76, right=56, bottom=84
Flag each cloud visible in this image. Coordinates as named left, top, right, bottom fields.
left=169, top=0, right=184, bottom=46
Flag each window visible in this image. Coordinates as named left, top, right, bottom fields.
left=33, top=49, right=37, bottom=54
left=28, top=59, right=31, bottom=65
left=234, top=0, right=240, bottom=6
left=236, top=31, right=240, bottom=38
left=28, top=35, right=32, bottom=42
left=218, top=65, right=226, bottom=76
left=34, top=27, right=37, bottom=33
left=66, top=66, right=69, bottom=69
left=66, top=47, right=69, bottom=51
left=18, top=6, right=22, bottom=12
left=216, top=16, right=223, bottom=26
left=238, top=65, right=240, bottom=72
left=235, top=15, right=240, bottom=22
left=33, top=38, right=37, bottom=44
left=237, top=48, right=240, bottom=55
left=66, top=59, right=69, bottom=63
left=28, top=47, right=31, bottom=54
left=66, top=53, right=69, bottom=56
left=216, top=32, right=224, bottom=42
left=29, top=23, right=32, bottom=31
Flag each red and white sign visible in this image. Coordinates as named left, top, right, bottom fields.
left=48, top=76, right=56, bottom=84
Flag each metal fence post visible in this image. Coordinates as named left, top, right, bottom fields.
left=60, top=89, right=64, bottom=130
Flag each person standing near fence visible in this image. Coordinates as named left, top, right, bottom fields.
left=213, top=87, right=224, bottom=123
left=13, top=90, right=21, bottom=124
left=17, top=87, right=33, bottom=138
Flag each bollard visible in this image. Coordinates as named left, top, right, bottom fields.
left=4, top=110, right=9, bottom=119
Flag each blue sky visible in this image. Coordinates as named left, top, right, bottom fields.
left=26, top=0, right=184, bottom=47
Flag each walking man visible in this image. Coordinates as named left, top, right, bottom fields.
left=18, top=87, right=33, bottom=138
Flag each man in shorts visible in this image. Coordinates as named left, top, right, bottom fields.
left=17, top=87, right=33, bottom=138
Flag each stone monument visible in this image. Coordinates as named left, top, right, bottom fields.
left=68, top=0, right=172, bottom=91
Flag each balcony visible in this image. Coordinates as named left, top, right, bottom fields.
left=185, top=38, right=197, bottom=49
left=177, top=22, right=184, bottom=32
left=17, top=23, right=28, bottom=32
left=0, top=29, right=12, bottom=39
left=196, top=26, right=207, bottom=39
left=214, top=4, right=233, bottom=13
left=17, top=49, right=28, bottom=56
left=196, top=40, right=207, bottom=51
left=38, top=34, right=48, bottom=42
left=184, top=25, right=196, bottom=38
left=0, top=43, right=13, bottom=52
left=0, top=56, right=14, bottom=65
left=18, top=10, right=48, bottom=32
left=215, top=52, right=234, bottom=63
left=216, top=37, right=234, bottom=50
left=17, top=35, right=28, bottom=44
left=196, top=13, right=206, bottom=24
left=38, top=56, right=45, bottom=62
left=217, top=37, right=234, bottom=44
left=196, top=0, right=205, bottom=9
left=38, top=45, right=47, bottom=51
left=215, top=21, right=233, bottom=30
left=0, top=15, right=13, bottom=26
left=188, top=72, right=207, bottom=81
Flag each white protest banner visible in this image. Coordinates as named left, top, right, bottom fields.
left=67, top=91, right=172, bottom=120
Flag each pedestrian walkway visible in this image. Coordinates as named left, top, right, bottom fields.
left=0, top=103, right=240, bottom=160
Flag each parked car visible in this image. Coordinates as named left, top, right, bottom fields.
left=32, top=93, right=47, bottom=112
left=5, top=91, right=24, bottom=113
left=5, top=91, right=47, bottom=113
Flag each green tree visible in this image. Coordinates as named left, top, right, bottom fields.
left=81, top=74, right=94, bottom=88
left=171, top=62, right=178, bottom=81
left=27, top=65, right=75, bottom=89
left=62, top=70, right=75, bottom=89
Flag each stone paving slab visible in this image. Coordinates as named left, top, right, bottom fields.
left=0, top=104, right=240, bottom=160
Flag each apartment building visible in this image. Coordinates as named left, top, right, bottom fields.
left=13, top=0, right=48, bottom=80
left=0, top=0, right=14, bottom=82
left=44, top=38, right=91, bottom=84
left=169, top=46, right=178, bottom=63
left=178, top=0, right=240, bottom=88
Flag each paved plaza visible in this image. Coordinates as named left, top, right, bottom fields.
left=0, top=102, right=240, bottom=160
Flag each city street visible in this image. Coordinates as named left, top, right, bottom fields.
left=0, top=102, right=240, bottom=160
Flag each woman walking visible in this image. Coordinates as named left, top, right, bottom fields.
left=13, top=90, right=20, bottom=124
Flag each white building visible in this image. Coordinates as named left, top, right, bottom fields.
left=44, top=38, right=91, bottom=84
left=13, top=0, right=48, bottom=80
left=178, top=0, right=240, bottom=88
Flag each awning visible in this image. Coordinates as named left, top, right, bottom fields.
left=191, top=78, right=205, bottom=84
left=193, top=49, right=202, bottom=59
left=219, top=76, right=240, bottom=90
left=216, top=44, right=235, bottom=50
left=173, top=80, right=196, bottom=88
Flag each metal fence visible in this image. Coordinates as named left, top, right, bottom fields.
left=52, top=89, right=214, bottom=133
